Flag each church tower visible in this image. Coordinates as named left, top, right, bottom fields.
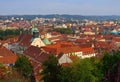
left=30, top=25, right=45, bottom=47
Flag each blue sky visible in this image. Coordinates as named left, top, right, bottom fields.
left=0, top=0, right=120, bottom=15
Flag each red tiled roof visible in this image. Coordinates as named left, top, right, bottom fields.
left=0, top=56, right=17, bottom=64
left=17, top=34, right=25, bottom=42
left=43, top=42, right=82, bottom=55
left=51, top=32, right=61, bottom=35
left=24, top=46, right=49, bottom=82
left=18, top=34, right=32, bottom=47
left=79, top=43, right=92, bottom=48
left=69, top=56, right=78, bottom=60
left=60, top=46, right=81, bottom=54
left=75, top=39, right=87, bottom=43
left=24, top=46, right=49, bottom=63
left=95, top=42, right=109, bottom=49
left=35, top=53, right=49, bottom=63
left=113, top=37, right=120, bottom=42
left=0, top=46, right=17, bottom=64
left=0, top=40, right=7, bottom=45
left=85, top=26, right=92, bottom=32
left=30, top=59, right=40, bottom=68
left=49, top=36, right=62, bottom=41
left=24, top=46, right=42, bottom=58
left=81, top=47, right=94, bottom=53
left=7, top=36, right=18, bottom=43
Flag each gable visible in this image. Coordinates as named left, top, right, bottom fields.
left=58, top=54, right=72, bottom=64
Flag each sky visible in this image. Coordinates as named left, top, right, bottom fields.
left=0, top=0, right=120, bottom=15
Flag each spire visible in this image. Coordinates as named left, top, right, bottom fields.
left=31, top=24, right=39, bottom=38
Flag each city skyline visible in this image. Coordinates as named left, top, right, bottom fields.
left=0, top=0, right=120, bottom=15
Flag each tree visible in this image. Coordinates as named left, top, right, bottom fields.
left=14, top=55, right=35, bottom=82
left=0, top=29, right=21, bottom=40
left=100, top=51, right=120, bottom=82
left=30, top=50, right=120, bottom=82
left=90, top=57, right=103, bottom=82
left=41, top=54, right=61, bottom=82
left=54, top=28, right=72, bottom=34
left=70, top=58, right=101, bottom=82
left=58, top=66, right=72, bottom=82
left=0, top=63, right=6, bottom=79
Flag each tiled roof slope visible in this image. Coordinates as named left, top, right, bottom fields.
left=0, top=46, right=17, bottom=64
left=18, top=34, right=32, bottom=47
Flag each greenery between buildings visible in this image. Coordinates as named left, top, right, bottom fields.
left=1, top=51, right=120, bottom=82
left=54, top=28, right=72, bottom=34
left=41, top=51, right=120, bottom=82
left=0, top=29, right=23, bottom=40
left=14, top=55, right=35, bottom=82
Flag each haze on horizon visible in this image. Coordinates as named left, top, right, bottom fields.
left=0, top=0, right=120, bottom=15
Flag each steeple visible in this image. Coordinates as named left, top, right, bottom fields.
left=31, top=24, right=39, bottom=38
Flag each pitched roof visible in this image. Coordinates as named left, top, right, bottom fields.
left=81, top=47, right=94, bottom=53
left=35, top=53, right=49, bottom=63
left=69, top=56, right=78, bottom=60
left=0, top=46, right=17, bottom=64
left=7, top=36, right=18, bottom=44
left=75, top=39, right=87, bottom=43
left=18, top=34, right=32, bottom=47
left=24, top=46, right=49, bottom=63
left=57, top=53, right=64, bottom=59
left=95, top=42, right=109, bottom=49
left=43, top=42, right=82, bottom=55
left=43, top=38, right=51, bottom=45
left=60, top=46, right=81, bottom=54
left=24, top=46, right=49, bottom=82
left=113, top=37, right=120, bottom=42
left=24, top=46, right=42, bottom=57
left=51, top=32, right=61, bottom=35
left=79, top=43, right=92, bottom=48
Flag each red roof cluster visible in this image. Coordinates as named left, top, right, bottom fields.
left=43, top=41, right=95, bottom=56
left=113, top=37, right=120, bottom=42
left=95, top=42, right=109, bottom=49
left=42, top=41, right=80, bottom=55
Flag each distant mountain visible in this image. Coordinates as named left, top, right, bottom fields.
left=0, top=14, right=120, bottom=21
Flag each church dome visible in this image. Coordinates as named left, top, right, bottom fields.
left=31, top=27, right=39, bottom=33
left=31, top=27, right=40, bottom=38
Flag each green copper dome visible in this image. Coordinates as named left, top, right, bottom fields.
left=43, top=38, right=51, bottom=45
left=31, top=26, right=40, bottom=38
left=31, top=27, right=39, bottom=33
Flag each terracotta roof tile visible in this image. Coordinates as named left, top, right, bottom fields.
left=18, top=34, right=32, bottom=47
left=43, top=42, right=82, bottom=55
left=69, top=56, right=78, bottom=60
left=81, top=47, right=94, bottom=53
left=24, top=46, right=49, bottom=63
left=0, top=46, right=17, bottom=64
